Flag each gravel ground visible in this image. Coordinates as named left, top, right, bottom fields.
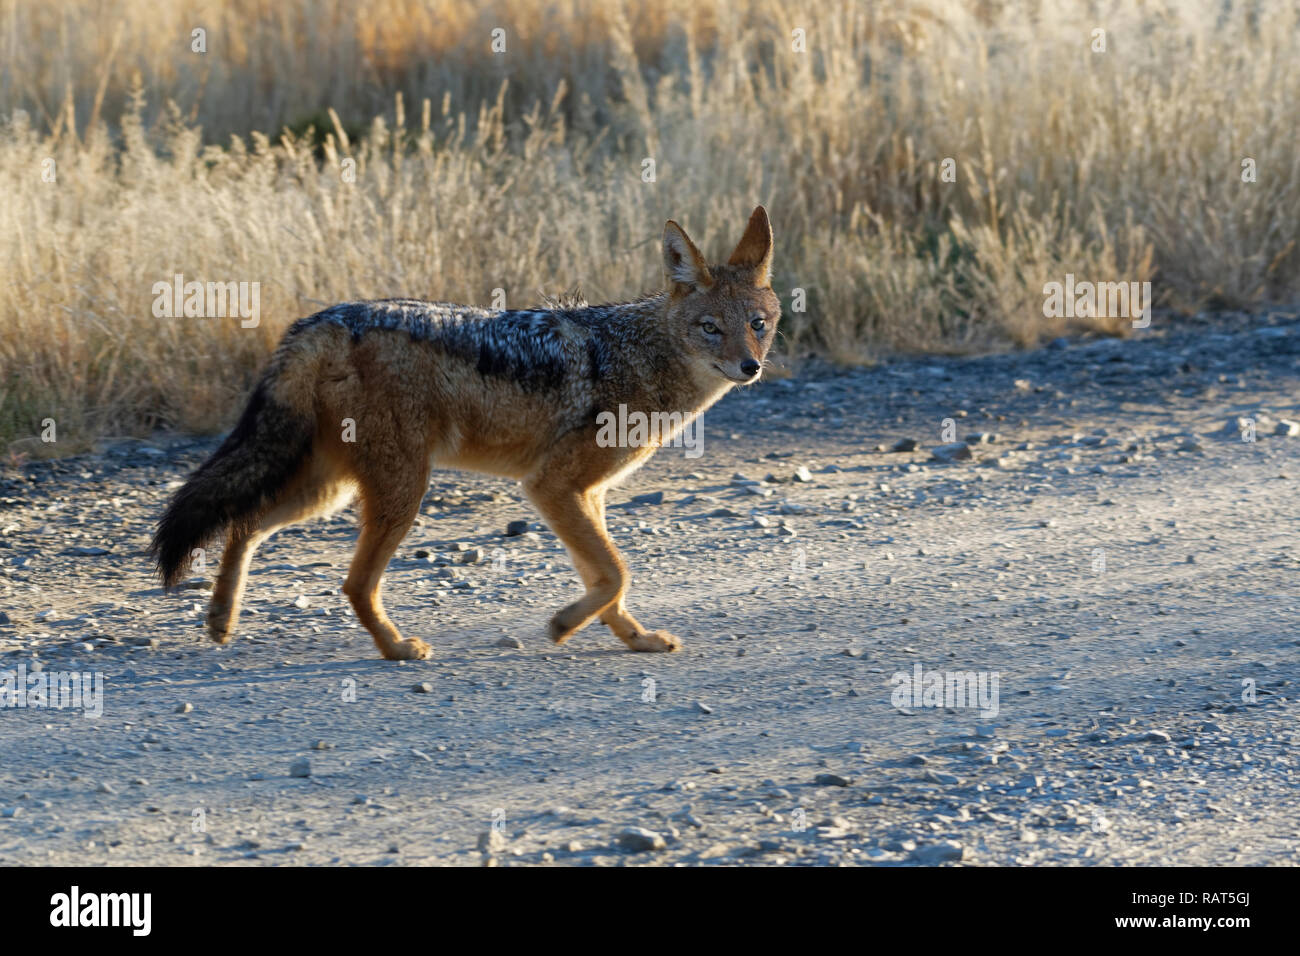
left=1, top=311, right=1298, bottom=866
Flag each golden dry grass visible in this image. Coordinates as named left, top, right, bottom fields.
left=2, top=0, right=1298, bottom=452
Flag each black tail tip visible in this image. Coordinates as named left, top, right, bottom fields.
left=149, top=522, right=197, bottom=591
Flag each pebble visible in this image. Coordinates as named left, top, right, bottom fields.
left=931, top=442, right=972, bottom=461
left=814, top=772, right=853, bottom=787
left=910, top=841, right=969, bottom=864
left=617, top=827, right=667, bottom=852
left=924, top=770, right=963, bottom=785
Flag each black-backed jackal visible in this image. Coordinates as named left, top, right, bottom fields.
left=151, top=207, right=780, bottom=660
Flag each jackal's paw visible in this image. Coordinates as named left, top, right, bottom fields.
left=206, top=609, right=234, bottom=644
left=547, top=613, right=578, bottom=645
left=381, top=637, right=432, bottom=661
left=624, top=630, right=682, bottom=653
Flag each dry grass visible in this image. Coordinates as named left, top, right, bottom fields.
left=2, top=0, right=1298, bottom=452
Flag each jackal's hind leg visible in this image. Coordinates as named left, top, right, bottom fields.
left=208, top=464, right=354, bottom=643
left=208, top=526, right=268, bottom=644
left=344, top=480, right=431, bottom=661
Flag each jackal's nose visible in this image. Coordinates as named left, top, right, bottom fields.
left=740, top=359, right=761, bottom=378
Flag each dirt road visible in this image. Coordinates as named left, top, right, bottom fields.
left=2, top=313, right=1298, bottom=865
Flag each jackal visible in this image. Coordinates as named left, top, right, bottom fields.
left=151, top=206, right=779, bottom=660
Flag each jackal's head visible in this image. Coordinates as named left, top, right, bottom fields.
left=662, top=206, right=780, bottom=386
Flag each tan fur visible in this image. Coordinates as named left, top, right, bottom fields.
left=192, top=207, right=780, bottom=660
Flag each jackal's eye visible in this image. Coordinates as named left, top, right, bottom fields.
left=701, top=320, right=721, bottom=335
left=750, top=316, right=767, bottom=333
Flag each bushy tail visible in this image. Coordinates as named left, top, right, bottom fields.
left=150, top=379, right=314, bottom=588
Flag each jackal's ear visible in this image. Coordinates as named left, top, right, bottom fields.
left=727, top=205, right=773, bottom=287
left=663, top=221, right=713, bottom=292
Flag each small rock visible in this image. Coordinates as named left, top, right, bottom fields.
left=504, top=520, right=529, bottom=537
left=931, top=442, right=972, bottom=461
left=813, top=772, right=853, bottom=787
left=910, top=841, right=969, bottom=864
left=289, top=758, right=312, bottom=778
left=923, top=770, right=962, bottom=785
left=618, top=827, right=667, bottom=852
left=495, top=636, right=524, bottom=649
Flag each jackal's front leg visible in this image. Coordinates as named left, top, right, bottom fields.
left=524, top=484, right=680, bottom=652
